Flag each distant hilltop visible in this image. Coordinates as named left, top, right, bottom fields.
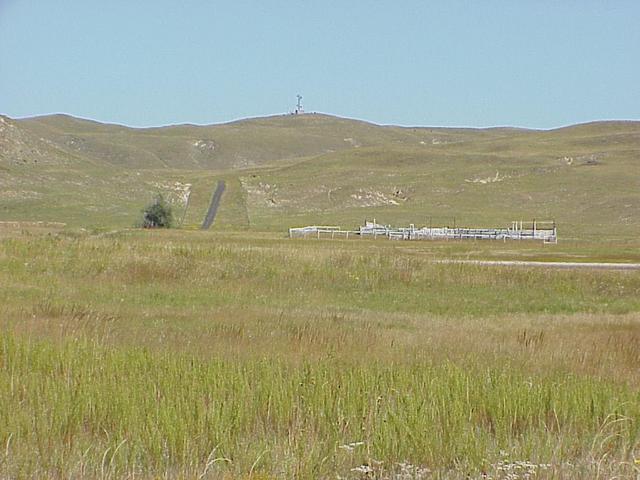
left=0, top=112, right=638, bottom=239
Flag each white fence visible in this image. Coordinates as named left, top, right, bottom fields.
left=289, top=220, right=557, bottom=243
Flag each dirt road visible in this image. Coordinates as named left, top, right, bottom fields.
left=435, top=260, right=640, bottom=270
left=201, top=180, right=225, bottom=230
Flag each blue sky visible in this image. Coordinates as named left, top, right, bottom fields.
left=1, top=1, right=638, bottom=128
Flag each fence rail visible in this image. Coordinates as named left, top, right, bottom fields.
left=289, top=220, right=557, bottom=243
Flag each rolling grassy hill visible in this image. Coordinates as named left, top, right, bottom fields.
left=1, top=113, right=638, bottom=239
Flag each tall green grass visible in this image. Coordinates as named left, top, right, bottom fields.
left=1, top=230, right=639, bottom=478
left=2, top=335, right=639, bottom=478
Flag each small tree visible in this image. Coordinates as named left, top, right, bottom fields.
left=141, top=194, right=173, bottom=228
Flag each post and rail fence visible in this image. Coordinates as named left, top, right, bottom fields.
left=289, top=219, right=557, bottom=243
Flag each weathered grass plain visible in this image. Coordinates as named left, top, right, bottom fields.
left=1, top=230, right=640, bottom=478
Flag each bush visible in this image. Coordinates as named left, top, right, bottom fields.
left=141, top=194, right=173, bottom=228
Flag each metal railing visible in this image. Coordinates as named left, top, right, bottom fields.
left=289, top=220, right=557, bottom=243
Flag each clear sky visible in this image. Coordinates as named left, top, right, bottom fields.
left=1, top=1, right=638, bottom=128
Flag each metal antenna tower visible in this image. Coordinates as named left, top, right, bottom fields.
left=295, top=94, right=303, bottom=114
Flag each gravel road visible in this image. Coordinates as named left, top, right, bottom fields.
left=435, top=260, right=640, bottom=270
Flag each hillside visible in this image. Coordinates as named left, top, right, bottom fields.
left=1, top=113, right=639, bottom=239
left=16, top=113, right=457, bottom=170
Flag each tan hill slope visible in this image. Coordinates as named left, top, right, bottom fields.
left=1, top=113, right=638, bottom=239
left=17, top=113, right=491, bottom=170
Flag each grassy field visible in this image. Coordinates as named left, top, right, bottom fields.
left=1, top=229, right=640, bottom=478
left=1, top=112, right=639, bottom=478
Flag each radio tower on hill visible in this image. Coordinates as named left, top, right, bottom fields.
left=294, top=94, right=304, bottom=114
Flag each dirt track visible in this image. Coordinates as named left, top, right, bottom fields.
left=436, top=260, right=640, bottom=270
left=201, top=180, right=225, bottom=229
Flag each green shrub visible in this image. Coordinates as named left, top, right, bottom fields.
left=140, top=194, right=173, bottom=228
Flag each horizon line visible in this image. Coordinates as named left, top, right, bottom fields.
left=3, top=110, right=640, bottom=132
